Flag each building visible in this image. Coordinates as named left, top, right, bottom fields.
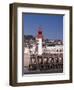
left=24, top=29, right=63, bottom=70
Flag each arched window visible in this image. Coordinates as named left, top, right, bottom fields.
left=57, top=49, right=58, bottom=52
left=60, top=49, right=61, bottom=52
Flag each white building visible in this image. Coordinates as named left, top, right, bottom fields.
left=43, top=45, right=63, bottom=54
left=24, top=47, right=30, bottom=67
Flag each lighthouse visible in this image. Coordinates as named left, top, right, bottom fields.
left=36, top=30, right=43, bottom=55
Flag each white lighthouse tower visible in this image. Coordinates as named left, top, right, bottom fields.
left=36, top=30, right=43, bottom=55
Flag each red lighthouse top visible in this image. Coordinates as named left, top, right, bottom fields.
left=37, top=30, right=43, bottom=38
left=38, top=31, right=42, bottom=35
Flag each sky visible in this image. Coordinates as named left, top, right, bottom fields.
left=23, top=13, right=63, bottom=40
